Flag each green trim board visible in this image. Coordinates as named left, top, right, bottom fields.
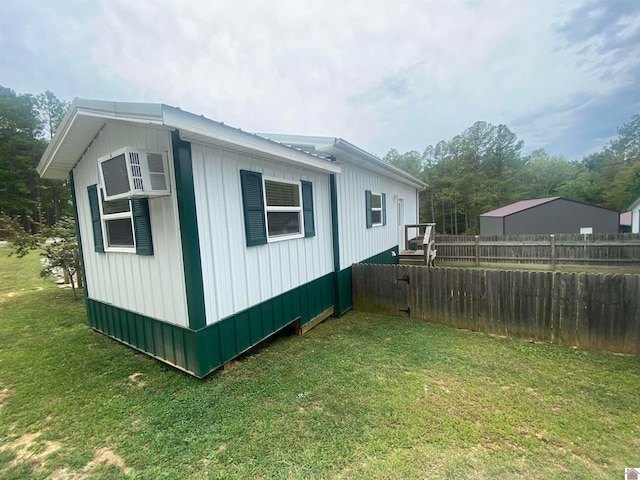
left=334, top=245, right=400, bottom=316
left=69, top=171, right=89, bottom=298
left=171, top=131, right=206, bottom=330
left=359, top=245, right=399, bottom=265
left=85, top=271, right=336, bottom=378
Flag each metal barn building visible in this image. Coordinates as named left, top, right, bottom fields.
left=480, top=197, right=619, bottom=235
left=37, top=99, right=425, bottom=377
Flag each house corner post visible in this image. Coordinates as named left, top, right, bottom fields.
left=171, top=130, right=207, bottom=331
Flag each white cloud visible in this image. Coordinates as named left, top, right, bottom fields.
left=1, top=0, right=638, bottom=159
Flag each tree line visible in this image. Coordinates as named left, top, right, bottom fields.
left=384, top=115, right=640, bottom=234
left=1, top=84, right=638, bottom=238
left=0, top=86, right=70, bottom=234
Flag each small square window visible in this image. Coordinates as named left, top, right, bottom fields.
left=371, top=193, right=383, bottom=227
left=264, top=178, right=303, bottom=241
left=99, top=188, right=135, bottom=250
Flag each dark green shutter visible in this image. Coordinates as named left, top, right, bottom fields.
left=301, top=180, right=315, bottom=237
left=132, top=198, right=153, bottom=255
left=87, top=184, right=105, bottom=253
left=365, top=190, right=372, bottom=228
left=382, top=193, right=387, bottom=226
left=240, top=170, right=267, bottom=246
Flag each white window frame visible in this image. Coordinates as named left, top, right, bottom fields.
left=371, top=192, right=383, bottom=227
left=98, top=186, right=136, bottom=253
left=263, top=176, right=304, bottom=242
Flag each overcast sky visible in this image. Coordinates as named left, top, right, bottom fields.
left=2, top=0, right=639, bottom=160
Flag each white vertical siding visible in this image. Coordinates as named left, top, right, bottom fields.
left=73, top=122, right=189, bottom=327
left=191, top=143, right=334, bottom=325
left=336, top=161, right=418, bottom=270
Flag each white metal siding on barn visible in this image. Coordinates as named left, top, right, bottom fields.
left=190, top=143, right=334, bottom=325
left=73, top=122, right=189, bottom=327
left=336, top=161, right=418, bottom=270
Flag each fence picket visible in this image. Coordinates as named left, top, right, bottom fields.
left=352, top=264, right=640, bottom=355
left=433, top=233, right=640, bottom=267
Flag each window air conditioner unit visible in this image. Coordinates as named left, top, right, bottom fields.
left=98, top=147, right=170, bottom=201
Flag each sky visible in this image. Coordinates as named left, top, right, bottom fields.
left=1, top=0, right=639, bottom=161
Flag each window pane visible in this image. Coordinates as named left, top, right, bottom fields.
left=106, top=218, right=134, bottom=247
left=372, top=210, right=382, bottom=225
left=371, top=194, right=382, bottom=209
left=265, top=180, right=300, bottom=207
left=101, top=154, right=130, bottom=197
left=267, top=212, right=301, bottom=237
left=102, top=198, right=131, bottom=215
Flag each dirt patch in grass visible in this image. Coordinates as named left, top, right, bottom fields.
left=0, top=430, right=131, bottom=479
left=0, top=432, right=62, bottom=474
left=127, top=372, right=146, bottom=387
left=49, top=447, right=132, bottom=479
left=0, top=388, right=10, bottom=409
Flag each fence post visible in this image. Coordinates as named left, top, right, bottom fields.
left=550, top=234, right=556, bottom=270
left=475, top=235, right=480, bottom=267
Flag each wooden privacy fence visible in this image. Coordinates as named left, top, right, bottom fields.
left=352, top=264, right=640, bottom=354
left=434, top=233, right=640, bottom=268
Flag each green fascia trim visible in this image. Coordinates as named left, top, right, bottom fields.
left=359, top=245, right=400, bottom=265
left=171, top=131, right=207, bottom=330
left=85, top=272, right=336, bottom=378
left=335, top=268, right=353, bottom=316
left=69, top=170, right=89, bottom=298
left=329, top=174, right=340, bottom=272
left=334, top=245, right=400, bottom=316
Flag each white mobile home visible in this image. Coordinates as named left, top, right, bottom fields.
left=37, top=99, right=425, bottom=377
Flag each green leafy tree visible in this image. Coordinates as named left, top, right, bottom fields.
left=0, top=213, right=81, bottom=299
left=0, top=87, right=45, bottom=229
left=36, top=89, right=69, bottom=141
left=524, top=149, right=578, bottom=198
left=384, top=148, right=424, bottom=178
left=0, top=86, right=71, bottom=230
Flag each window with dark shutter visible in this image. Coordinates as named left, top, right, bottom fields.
left=382, top=193, right=387, bottom=226
left=132, top=198, right=153, bottom=255
left=240, top=170, right=267, bottom=246
left=366, top=190, right=384, bottom=228
left=301, top=180, right=315, bottom=237
left=87, top=184, right=105, bottom=253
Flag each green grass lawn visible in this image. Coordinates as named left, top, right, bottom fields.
left=1, top=246, right=639, bottom=479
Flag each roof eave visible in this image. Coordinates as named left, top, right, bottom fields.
left=37, top=100, right=342, bottom=180
left=37, top=99, right=165, bottom=179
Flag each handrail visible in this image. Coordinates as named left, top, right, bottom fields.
left=404, top=223, right=436, bottom=251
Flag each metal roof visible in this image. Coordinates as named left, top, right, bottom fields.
left=37, top=99, right=341, bottom=180
left=255, top=133, right=427, bottom=190
left=481, top=197, right=560, bottom=217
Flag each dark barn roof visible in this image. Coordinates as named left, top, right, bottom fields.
left=481, top=197, right=618, bottom=218
left=481, top=197, right=559, bottom=217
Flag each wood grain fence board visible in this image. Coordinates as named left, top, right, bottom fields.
left=608, top=274, right=624, bottom=352
left=623, top=275, right=640, bottom=354
left=585, top=272, right=601, bottom=349
left=435, top=233, right=640, bottom=267
left=560, top=273, right=577, bottom=346
left=351, top=264, right=640, bottom=354
left=575, top=273, right=589, bottom=349
left=396, top=265, right=410, bottom=317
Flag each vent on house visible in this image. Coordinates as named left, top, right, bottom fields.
left=98, top=147, right=170, bottom=201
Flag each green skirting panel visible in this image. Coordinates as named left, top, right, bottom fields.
left=335, top=245, right=400, bottom=316
left=85, top=248, right=396, bottom=378
left=85, top=272, right=336, bottom=378
left=86, top=298, right=200, bottom=375
left=197, top=272, right=335, bottom=375
left=359, top=245, right=400, bottom=265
